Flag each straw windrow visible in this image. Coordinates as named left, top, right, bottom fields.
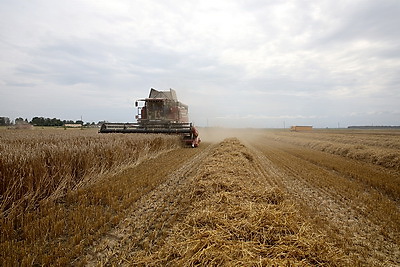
left=129, top=138, right=349, bottom=266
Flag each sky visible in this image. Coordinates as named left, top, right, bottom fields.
left=1, top=0, right=399, bottom=128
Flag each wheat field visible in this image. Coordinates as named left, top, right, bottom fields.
left=1, top=128, right=399, bottom=266
left=0, top=128, right=180, bottom=265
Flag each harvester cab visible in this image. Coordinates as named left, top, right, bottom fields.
left=99, top=88, right=200, bottom=147
left=135, top=88, right=189, bottom=124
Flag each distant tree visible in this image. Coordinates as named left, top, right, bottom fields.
left=0, top=117, right=11, bottom=126
left=31, top=117, right=63, bottom=126
left=31, top=117, right=44, bottom=126
left=63, top=120, right=75, bottom=125
left=50, top=118, right=63, bottom=126
left=15, top=117, right=24, bottom=124
left=75, top=120, right=83, bottom=125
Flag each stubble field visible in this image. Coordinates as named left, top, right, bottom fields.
left=1, top=127, right=399, bottom=266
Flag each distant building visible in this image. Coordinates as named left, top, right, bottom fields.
left=64, top=123, right=82, bottom=128
left=290, top=126, right=313, bottom=132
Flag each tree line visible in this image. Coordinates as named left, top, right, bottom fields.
left=0, top=116, right=88, bottom=127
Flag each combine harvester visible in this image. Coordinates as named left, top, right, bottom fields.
left=99, top=88, right=200, bottom=147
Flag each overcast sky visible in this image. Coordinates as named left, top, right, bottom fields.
left=1, top=0, right=399, bottom=128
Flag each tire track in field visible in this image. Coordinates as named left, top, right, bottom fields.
left=82, top=142, right=216, bottom=266
left=243, top=138, right=400, bottom=266
left=243, top=139, right=354, bottom=229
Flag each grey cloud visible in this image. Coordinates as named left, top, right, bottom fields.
left=308, top=1, right=400, bottom=50
left=333, top=1, right=400, bottom=42
left=5, top=81, right=36, bottom=87
left=1, top=0, right=399, bottom=127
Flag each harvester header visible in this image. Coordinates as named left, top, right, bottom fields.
left=99, top=88, right=200, bottom=147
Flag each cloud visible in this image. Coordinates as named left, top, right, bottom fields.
left=0, top=0, right=399, bottom=127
